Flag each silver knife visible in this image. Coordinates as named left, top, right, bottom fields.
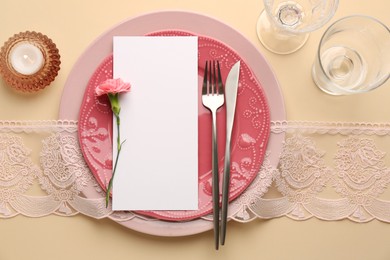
left=220, top=61, right=240, bottom=245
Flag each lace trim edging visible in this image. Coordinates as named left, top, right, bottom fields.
left=0, top=120, right=78, bottom=133
left=271, top=120, right=390, bottom=135
left=1, top=120, right=390, bottom=226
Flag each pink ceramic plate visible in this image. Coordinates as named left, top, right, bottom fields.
left=59, top=11, right=285, bottom=236
left=77, top=30, right=270, bottom=221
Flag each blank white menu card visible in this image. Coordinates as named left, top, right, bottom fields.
left=112, top=36, right=198, bottom=211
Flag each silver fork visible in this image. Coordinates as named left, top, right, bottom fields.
left=201, top=60, right=224, bottom=250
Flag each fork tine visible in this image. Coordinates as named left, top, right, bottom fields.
left=202, top=61, right=208, bottom=95
left=212, top=60, right=216, bottom=95
left=216, top=61, right=224, bottom=95
left=209, top=60, right=213, bottom=95
left=203, top=60, right=223, bottom=96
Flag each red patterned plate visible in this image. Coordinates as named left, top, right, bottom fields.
left=78, top=30, right=270, bottom=221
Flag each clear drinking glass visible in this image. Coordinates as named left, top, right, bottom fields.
left=312, top=15, right=390, bottom=95
left=256, top=0, right=339, bottom=54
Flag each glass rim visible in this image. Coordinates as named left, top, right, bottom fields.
left=315, top=14, right=390, bottom=94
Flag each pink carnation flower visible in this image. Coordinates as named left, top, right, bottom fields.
left=94, top=77, right=131, bottom=207
left=95, top=78, right=131, bottom=97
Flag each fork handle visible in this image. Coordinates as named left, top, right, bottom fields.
left=211, top=110, right=220, bottom=250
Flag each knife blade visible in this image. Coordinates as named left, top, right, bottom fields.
left=220, top=61, right=240, bottom=245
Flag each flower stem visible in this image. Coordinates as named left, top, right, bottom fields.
left=106, top=113, right=126, bottom=208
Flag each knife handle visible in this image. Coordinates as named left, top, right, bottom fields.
left=220, top=123, right=233, bottom=245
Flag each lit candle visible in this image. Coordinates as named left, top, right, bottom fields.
left=9, top=42, right=44, bottom=75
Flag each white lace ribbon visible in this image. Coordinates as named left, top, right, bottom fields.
left=1, top=120, right=390, bottom=224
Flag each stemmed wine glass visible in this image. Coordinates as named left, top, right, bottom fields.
left=256, top=0, right=339, bottom=54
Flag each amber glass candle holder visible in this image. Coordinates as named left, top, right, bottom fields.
left=0, top=31, right=61, bottom=92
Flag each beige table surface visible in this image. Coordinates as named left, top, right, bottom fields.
left=1, top=0, right=389, bottom=259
